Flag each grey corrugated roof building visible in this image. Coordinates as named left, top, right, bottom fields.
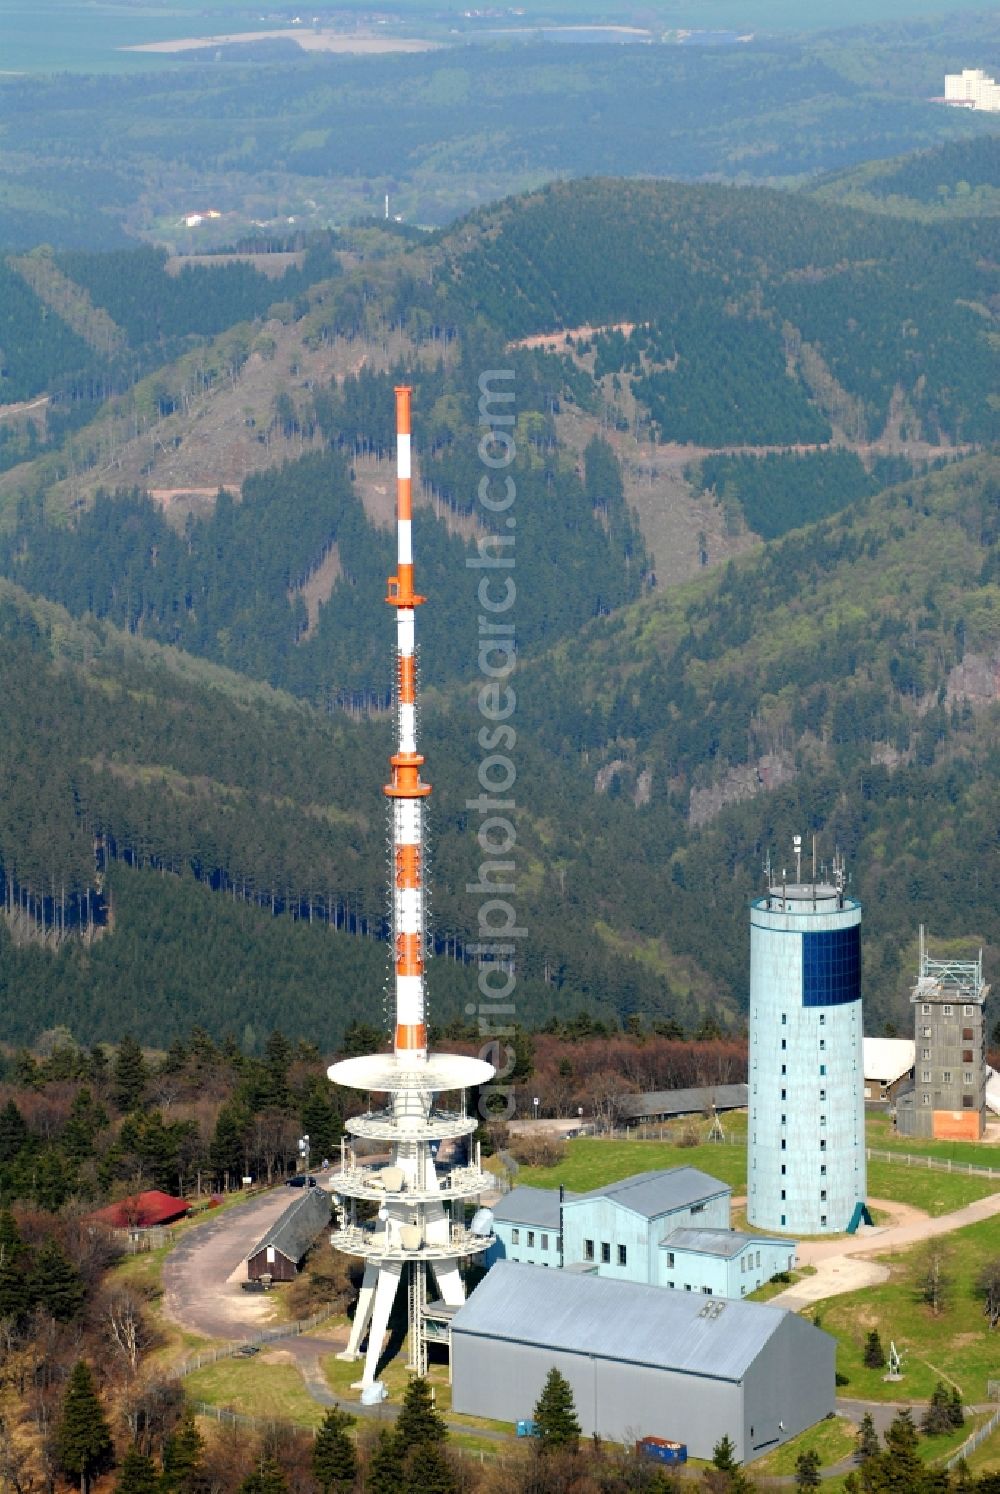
left=579, top=1166, right=729, bottom=1219
left=618, top=1083, right=748, bottom=1123
left=451, top=1261, right=834, bottom=1462
left=492, top=1186, right=576, bottom=1229
left=246, top=1187, right=331, bottom=1282
left=662, top=1227, right=785, bottom=1260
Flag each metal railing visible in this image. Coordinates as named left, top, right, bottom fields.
left=946, top=1409, right=1000, bottom=1470
left=866, top=1147, right=1000, bottom=1180
left=174, top=1303, right=342, bottom=1380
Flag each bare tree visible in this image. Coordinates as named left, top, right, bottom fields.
left=918, top=1244, right=951, bottom=1316
left=103, top=1286, right=152, bottom=1379
left=977, top=1259, right=1000, bottom=1329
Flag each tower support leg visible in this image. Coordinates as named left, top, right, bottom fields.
left=357, top=1260, right=404, bottom=1389
left=431, top=1258, right=465, bottom=1306
left=339, top=1260, right=379, bottom=1362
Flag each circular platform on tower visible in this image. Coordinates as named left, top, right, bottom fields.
left=327, top=1051, right=494, bottom=1094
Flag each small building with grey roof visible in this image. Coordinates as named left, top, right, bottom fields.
left=660, top=1227, right=794, bottom=1298
left=246, top=1187, right=331, bottom=1282
left=451, top=1261, right=835, bottom=1462
left=561, top=1166, right=731, bottom=1284
left=618, top=1083, right=748, bottom=1126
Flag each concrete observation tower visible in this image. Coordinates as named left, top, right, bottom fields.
left=327, top=388, right=495, bottom=1402
left=747, top=836, right=867, bottom=1235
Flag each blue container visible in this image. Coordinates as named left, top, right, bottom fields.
left=516, top=1420, right=539, bottom=1439
left=637, top=1437, right=687, bottom=1465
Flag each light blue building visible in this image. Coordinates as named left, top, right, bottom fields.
left=562, top=1168, right=730, bottom=1284
left=487, top=1167, right=796, bottom=1299
left=747, top=852, right=867, bottom=1235
left=660, top=1228, right=794, bottom=1297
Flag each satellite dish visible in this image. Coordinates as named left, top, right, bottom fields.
left=469, top=1207, right=494, bottom=1237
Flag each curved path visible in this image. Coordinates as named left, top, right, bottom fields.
left=771, top=1190, right=1000, bottom=1310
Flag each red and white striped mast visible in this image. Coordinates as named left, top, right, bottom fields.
left=327, top=387, right=495, bottom=1400
left=385, top=385, right=430, bottom=1063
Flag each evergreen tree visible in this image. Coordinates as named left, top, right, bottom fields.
left=31, top=1237, right=85, bottom=1321
left=712, top=1435, right=738, bottom=1472
left=949, top=1386, right=964, bottom=1429
left=863, top=1330, right=886, bottom=1369
left=238, top=1459, right=288, bottom=1494
left=403, top=1439, right=457, bottom=1494
left=394, top=1374, right=447, bottom=1448
left=795, top=1448, right=822, bottom=1489
left=114, top=1036, right=148, bottom=1112
left=312, top=1407, right=357, bottom=1492
left=160, top=1409, right=204, bottom=1493
left=114, top=1446, right=158, bottom=1494
left=533, top=1367, right=580, bottom=1452
left=55, top=1361, right=114, bottom=1494
left=367, top=1429, right=404, bottom=1494
left=876, top=1409, right=925, bottom=1494
left=0, top=1101, right=28, bottom=1157
left=922, top=1382, right=956, bottom=1436
left=856, top=1412, right=880, bottom=1463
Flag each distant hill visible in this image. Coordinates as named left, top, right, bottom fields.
left=810, top=133, right=1000, bottom=218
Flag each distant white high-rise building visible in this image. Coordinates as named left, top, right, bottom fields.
left=943, top=69, right=1000, bottom=111
left=747, top=839, right=867, bottom=1235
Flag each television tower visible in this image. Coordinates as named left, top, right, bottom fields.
left=327, top=387, right=495, bottom=1401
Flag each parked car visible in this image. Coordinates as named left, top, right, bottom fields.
left=234, top=1344, right=260, bottom=1357
left=285, top=1174, right=318, bottom=1187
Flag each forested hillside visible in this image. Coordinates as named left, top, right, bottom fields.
left=811, top=133, right=1000, bottom=218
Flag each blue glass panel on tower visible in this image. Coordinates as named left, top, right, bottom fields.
left=802, top=926, right=861, bottom=1007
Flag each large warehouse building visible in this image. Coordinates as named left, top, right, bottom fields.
left=451, top=1261, right=835, bottom=1462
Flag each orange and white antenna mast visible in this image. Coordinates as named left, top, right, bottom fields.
left=385, top=386, right=430, bottom=1062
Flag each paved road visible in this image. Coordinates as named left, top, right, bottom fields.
left=771, top=1190, right=1000, bottom=1310
left=163, top=1187, right=316, bottom=1340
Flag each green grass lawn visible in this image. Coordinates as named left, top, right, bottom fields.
left=866, top=1114, right=1000, bottom=1173
left=965, top=1420, right=1000, bottom=1473
left=812, top=1216, right=1000, bottom=1403
left=750, top=1415, right=857, bottom=1474
left=515, top=1137, right=748, bottom=1192
left=184, top=1357, right=326, bottom=1428
left=748, top=1264, right=817, bottom=1302
left=866, top=1159, right=1000, bottom=1216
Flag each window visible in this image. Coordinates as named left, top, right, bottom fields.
left=691, top=1204, right=705, bottom=1215
left=820, top=1114, right=827, bottom=1128
left=781, top=1164, right=787, bottom=1175
left=963, top=1006, right=975, bottom=1017
left=963, top=1095, right=975, bottom=1109
left=541, top=1234, right=549, bottom=1251
left=601, top=1242, right=611, bottom=1265
left=819, top=1014, right=826, bottom=1025
left=756, top=1251, right=760, bottom=1267
left=781, top=1039, right=787, bottom=1051
left=963, top=1028, right=974, bottom=1040
left=820, top=1139, right=827, bottom=1152
left=943, top=1004, right=953, bottom=1017
left=943, top=1070, right=952, bottom=1084
left=922, top=1069, right=931, bottom=1082
left=780, top=1190, right=786, bottom=1201
left=702, top=1286, right=712, bottom=1295
left=684, top=1284, right=692, bottom=1292
left=618, top=1244, right=627, bottom=1267
left=667, top=1281, right=674, bottom=1289
left=527, top=1231, right=535, bottom=1248
left=819, top=1039, right=826, bottom=1051
left=511, top=1229, right=520, bottom=1245
left=820, top=1214, right=827, bottom=1228
left=781, top=1214, right=786, bottom=1227
left=963, top=1049, right=974, bottom=1063
left=781, top=1139, right=787, bottom=1151
left=666, top=1251, right=675, bottom=1268
left=922, top=1003, right=931, bottom=1015
left=820, top=1064, right=826, bottom=1076
left=922, top=1027, right=932, bottom=1038
left=922, top=1094, right=931, bottom=1105
left=781, top=1064, right=787, bottom=1076
left=820, top=1164, right=827, bottom=1176
left=802, top=925, right=861, bottom=1007
left=782, top=1014, right=787, bottom=1025
left=781, top=1089, right=787, bottom=1101
left=819, top=1089, right=826, bottom=1102
left=781, top=1114, right=787, bottom=1126
left=820, top=1189, right=827, bottom=1201
left=584, top=1239, right=594, bottom=1261
left=964, top=1071, right=974, bottom=1085
left=922, top=1048, right=931, bottom=1060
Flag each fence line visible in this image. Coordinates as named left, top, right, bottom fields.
left=175, top=1302, right=342, bottom=1380
left=866, top=1147, right=1000, bottom=1181
left=946, top=1408, right=1000, bottom=1470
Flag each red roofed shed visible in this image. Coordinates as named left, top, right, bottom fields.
left=90, top=1190, right=190, bottom=1230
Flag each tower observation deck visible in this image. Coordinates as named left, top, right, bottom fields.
left=327, top=388, right=494, bottom=1400
left=747, top=839, right=866, bottom=1235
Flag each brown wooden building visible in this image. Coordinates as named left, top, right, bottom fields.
left=246, top=1187, right=331, bottom=1282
